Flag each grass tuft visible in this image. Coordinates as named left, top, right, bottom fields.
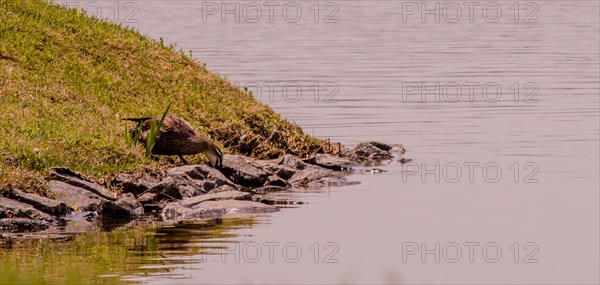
left=144, top=102, right=171, bottom=158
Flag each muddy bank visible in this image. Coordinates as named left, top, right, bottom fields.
left=0, top=142, right=407, bottom=234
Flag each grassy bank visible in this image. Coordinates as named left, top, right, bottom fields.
left=0, top=0, right=323, bottom=194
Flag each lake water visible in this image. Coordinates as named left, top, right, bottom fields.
left=3, top=0, right=599, bottom=284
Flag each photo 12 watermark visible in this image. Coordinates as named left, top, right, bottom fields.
left=201, top=1, right=340, bottom=23
left=242, top=81, right=339, bottom=103
left=198, top=241, right=340, bottom=263
left=55, top=1, right=140, bottom=26
left=402, top=241, right=540, bottom=263
left=401, top=82, right=540, bottom=103
left=400, top=1, right=540, bottom=23
left=401, top=161, right=540, bottom=183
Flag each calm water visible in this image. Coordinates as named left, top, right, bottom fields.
left=3, top=0, right=599, bottom=284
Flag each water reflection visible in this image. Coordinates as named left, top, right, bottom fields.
left=0, top=218, right=259, bottom=285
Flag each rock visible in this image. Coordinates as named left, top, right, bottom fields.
left=115, top=193, right=144, bottom=215
left=167, top=164, right=238, bottom=192
left=47, top=180, right=106, bottom=212
left=255, top=160, right=297, bottom=179
left=97, top=200, right=138, bottom=220
left=249, top=186, right=287, bottom=194
left=149, top=176, right=200, bottom=200
left=49, top=167, right=117, bottom=200
left=149, top=165, right=239, bottom=200
left=352, top=142, right=393, bottom=161
left=389, top=144, right=406, bottom=155
left=266, top=164, right=297, bottom=180
left=0, top=197, right=55, bottom=222
left=143, top=204, right=163, bottom=214
left=288, top=166, right=336, bottom=187
left=398, top=157, right=412, bottom=164
left=207, top=185, right=239, bottom=194
left=0, top=218, right=49, bottom=233
left=273, top=154, right=308, bottom=170
left=137, top=192, right=157, bottom=204
left=366, top=141, right=394, bottom=151
left=178, top=191, right=252, bottom=208
left=162, top=200, right=278, bottom=221
left=149, top=164, right=242, bottom=200
left=193, top=199, right=277, bottom=213
left=220, top=154, right=270, bottom=187
left=361, top=168, right=387, bottom=174
left=322, top=140, right=342, bottom=155
left=7, top=189, right=68, bottom=216
left=264, top=175, right=289, bottom=187
left=112, top=173, right=159, bottom=196
left=306, top=154, right=353, bottom=171
left=305, top=177, right=361, bottom=188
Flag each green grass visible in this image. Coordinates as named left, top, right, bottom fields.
left=0, top=0, right=324, bottom=195
left=143, top=102, right=171, bottom=158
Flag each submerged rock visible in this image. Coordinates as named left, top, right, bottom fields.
left=0, top=218, right=49, bottom=233
left=248, top=186, right=287, bottom=194
left=177, top=190, right=252, bottom=208
left=162, top=199, right=278, bottom=221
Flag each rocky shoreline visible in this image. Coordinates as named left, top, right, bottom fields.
left=0, top=142, right=407, bottom=234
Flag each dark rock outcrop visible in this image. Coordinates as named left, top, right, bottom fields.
left=7, top=189, right=68, bottom=216
left=47, top=180, right=106, bottom=212
left=115, top=193, right=144, bottom=215
left=148, top=164, right=238, bottom=200
left=305, top=154, right=353, bottom=171
left=0, top=197, right=55, bottom=222
left=2, top=140, right=406, bottom=233
left=97, top=200, right=138, bottom=220
left=341, top=141, right=406, bottom=163
left=352, top=142, right=394, bottom=160
left=49, top=167, right=117, bottom=200
left=220, top=154, right=271, bottom=187
left=112, top=173, right=160, bottom=196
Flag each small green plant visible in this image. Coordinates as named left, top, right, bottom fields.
left=124, top=116, right=144, bottom=148
left=144, top=102, right=171, bottom=158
